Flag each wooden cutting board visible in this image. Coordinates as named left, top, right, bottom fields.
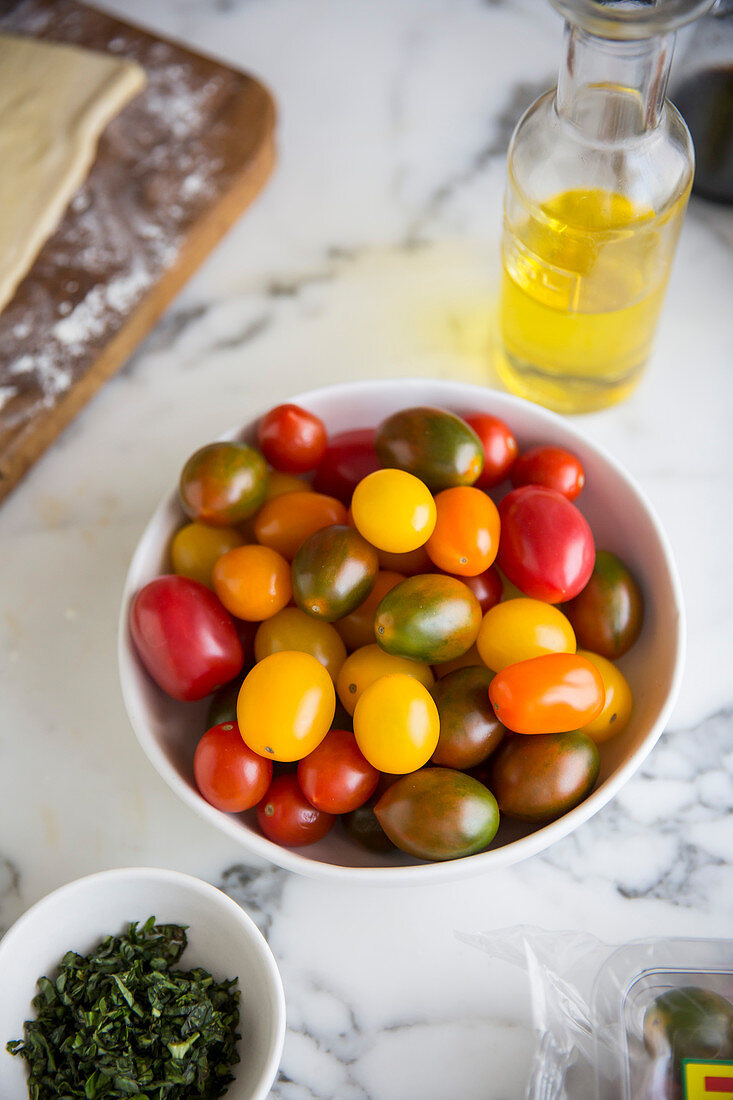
left=0, top=0, right=276, bottom=504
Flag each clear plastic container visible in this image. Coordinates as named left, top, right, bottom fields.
left=466, top=927, right=733, bottom=1100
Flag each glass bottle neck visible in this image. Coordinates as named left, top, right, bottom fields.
left=556, top=23, right=676, bottom=139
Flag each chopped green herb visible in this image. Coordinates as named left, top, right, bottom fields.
left=7, top=916, right=241, bottom=1099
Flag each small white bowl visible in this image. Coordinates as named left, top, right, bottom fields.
left=0, top=867, right=285, bottom=1100
left=119, top=379, right=685, bottom=885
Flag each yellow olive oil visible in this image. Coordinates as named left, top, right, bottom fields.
left=497, top=187, right=689, bottom=413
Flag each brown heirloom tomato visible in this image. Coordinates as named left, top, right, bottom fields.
left=489, top=652, right=604, bottom=734
left=430, top=666, right=505, bottom=769
left=254, top=491, right=348, bottom=560
left=374, top=574, right=482, bottom=663
left=375, top=407, right=484, bottom=491
left=375, top=768, right=500, bottom=861
left=180, top=441, right=268, bottom=526
left=564, top=550, right=644, bottom=659
left=490, top=731, right=600, bottom=823
left=292, top=525, right=379, bottom=621
left=343, top=801, right=396, bottom=853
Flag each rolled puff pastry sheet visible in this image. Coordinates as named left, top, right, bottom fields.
left=0, top=34, right=146, bottom=312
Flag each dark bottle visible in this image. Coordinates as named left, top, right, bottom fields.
left=672, top=1, right=733, bottom=203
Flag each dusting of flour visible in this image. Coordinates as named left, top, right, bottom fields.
left=0, top=0, right=250, bottom=452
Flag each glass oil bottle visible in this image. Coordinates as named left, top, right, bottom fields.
left=497, top=0, right=715, bottom=413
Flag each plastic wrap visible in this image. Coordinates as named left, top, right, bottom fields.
left=464, top=927, right=733, bottom=1099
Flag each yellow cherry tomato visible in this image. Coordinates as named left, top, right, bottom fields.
left=255, top=607, right=347, bottom=680
left=433, top=643, right=484, bottom=679
left=213, top=544, right=291, bottom=621
left=265, top=470, right=312, bottom=500
left=353, top=673, right=440, bottom=772
left=351, top=469, right=437, bottom=553
left=237, top=651, right=335, bottom=761
left=170, top=522, right=244, bottom=588
left=577, top=649, right=633, bottom=743
left=336, top=643, right=434, bottom=716
left=476, top=598, right=576, bottom=671
left=335, top=570, right=405, bottom=651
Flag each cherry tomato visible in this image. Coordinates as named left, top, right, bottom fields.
left=511, top=445, right=585, bottom=501
left=463, top=414, right=518, bottom=488
left=257, top=774, right=335, bottom=846
left=335, top=570, right=405, bottom=651
left=351, top=469, right=437, bottom=553
left=254, top=607, right=347, bottom=680
left=426, top=487, right=500, bottom=576
left=297, top=729, right=379, bottom=813
left=257, top=403, right=328, bottom=474
left=313, top=428, right=379, bottom=502
left=497, top=485, right=595, bottom=603
left=336, top=643, right=435, bottom=716
left=237, top=651, right=335, bottom=761
left=170, top=522, right=244, bottom=589
left=194, top=721, right=272, bottom=812
left=444, top=566, right=503, bottom=614
left=264, top=470, right=313, bottom=499
left=489, top=652, right=604, bottom=734
left=432, top=643, right=483, bottom=679
left=476, top=598, right=576, bottom=671
left=577, top=650, right=633, bottom=743
left=376, top=543, right=433, bottom=575
left=564, top=550, right=644, bottom=659
left=353, top=673, right=440, bottom=773
left=179, top=441, right=268, bottom=525
left=213, top=544, right=291, bottom=621
left=254, top=491, right=348, bottom=560
left=130, top=576, right=243, bottom=702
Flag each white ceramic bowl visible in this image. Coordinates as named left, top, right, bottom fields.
left=119, top=379, right=685, bottom=885
left=0, top=867, right=285, bottom=1100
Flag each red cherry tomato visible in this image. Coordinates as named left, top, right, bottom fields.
left=444, top=565, right=503, bottom=613
left=194, top=722, right=272, bottom=812
left=511, top=445, right=585, bottom=501
left=313, top=428, right=379, bottom=502
left=257, top=404, right=328, bottom=473
left=463, top=414, right=518, bottom=488
left=297, top=729, right=379, bottom=813
left=256, top=774, right=336, bottom=846
left=497, top=486, right=595, bottom=604
left=130, top=576, right=243, bottom=702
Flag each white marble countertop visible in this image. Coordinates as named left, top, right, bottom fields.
left=1, top=2, right=732, bottom=1097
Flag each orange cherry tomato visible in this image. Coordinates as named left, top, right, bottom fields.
left=425, top=487, right=500, bottom=577
left=254, top=491, right=348, bottom=560
left=489, top=653, right=605, bottom=734
left=335, top=570, right=405, bottom=651
left=213, top=544, right=291, bottom=621
left=264, top=470, right=313, bottom=500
